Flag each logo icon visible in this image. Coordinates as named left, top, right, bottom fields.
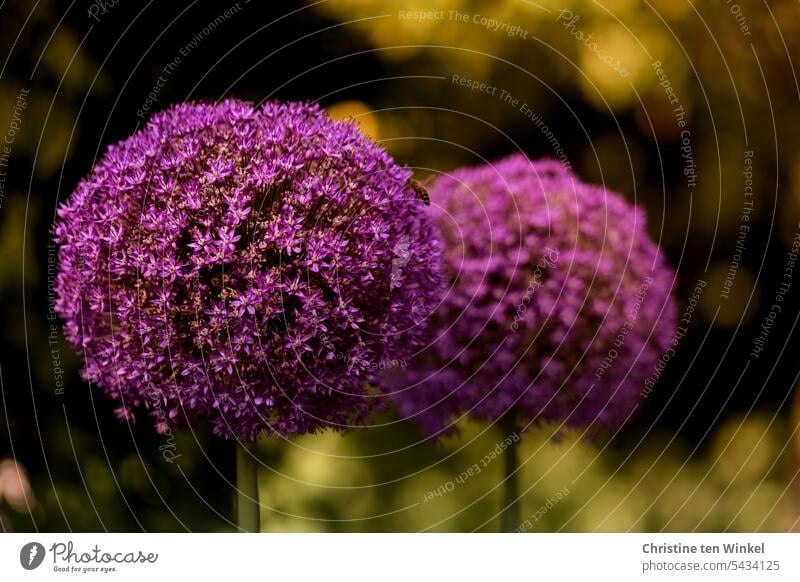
left=20, top=542, right=45, bottom=570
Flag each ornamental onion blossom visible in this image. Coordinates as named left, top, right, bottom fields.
left=387, top=154, right=677, bottom=436
left=54, top=99, right=443, bottom=440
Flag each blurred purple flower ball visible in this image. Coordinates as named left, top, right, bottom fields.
left=387, top=154, right=677, bottom=437
left=54, top=99, right=443, bottom=440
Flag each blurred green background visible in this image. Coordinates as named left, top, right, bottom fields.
left=1, top=0, right=800, bottom=531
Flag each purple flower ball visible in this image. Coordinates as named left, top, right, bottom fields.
left=54, top=99, right=443, bottom=440
left=387, top=154, right=677, bottom=437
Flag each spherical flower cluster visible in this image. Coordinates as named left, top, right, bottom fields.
left=387, top=154, right=677, bottom=436
left=54, top=99, right=443, bottom=440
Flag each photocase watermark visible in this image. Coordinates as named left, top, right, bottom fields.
left=20, top=542, right=46, bottom=570
left=514, top=486, right=570, bottom=532
left=449, top=10, right=528, bottom=39
left=422, top=432, right=520, bottom=502
left=750, top=222, right=800, bottom=359
left=677, top=121, right=696, bottom=190
left=720, top=150, right=754, bottom=300
left=50, top=541, right=157, bottom=574
left=87, top=0, right=122, bottom=22
left=726, top=0, right=753, bottom=38
left=451, top=73, right=571, bottom=168
left=652, top=61, right=679, bottom=108
left=651, top=61, right=696, bottom=191
left=390, top=235, right=411, bottom=289
left=510, top=246, right=559, bottom=332
left=143, top=384, right=181, bottom=464
left=641, top=278, right=707, bottom=398
left=556, top=9, right=628, bottom=77
left=137, top=2, right=247, bottom=119
left=397, top=10, right=446, bottom=22
left=335, top=352, right=406, bottom=371
left=398, top=10, right=528, bottom=38
left=595, top=276, right=652, bottom=380
left=20, top=540, right=158, bottom=573
left=0, top=87, right=29, bottom=212
left=518, top=102, right=571, bottom=169
left=451, top=73, right=499, bottom=97
left=314, top=322, right=408, bottom=373
left=46, top=244, right=66, bottom=396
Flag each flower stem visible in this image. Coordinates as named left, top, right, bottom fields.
left=500, top=411, right=520, bottom=533
left=236, top=440, right=260, bottom=532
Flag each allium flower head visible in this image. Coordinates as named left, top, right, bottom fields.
left=388, top=154, right=677, bottom=436
left=54, top=99, right=443, bottom=440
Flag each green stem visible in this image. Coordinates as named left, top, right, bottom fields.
left=236, top=440, right=260, bottom=532
left=500, top=411, right=520, bottom=533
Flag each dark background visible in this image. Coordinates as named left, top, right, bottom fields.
left=1, top=0, right=799, bottom=532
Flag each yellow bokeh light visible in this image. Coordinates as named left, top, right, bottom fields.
left=326, top=100, right=381, bottom=141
